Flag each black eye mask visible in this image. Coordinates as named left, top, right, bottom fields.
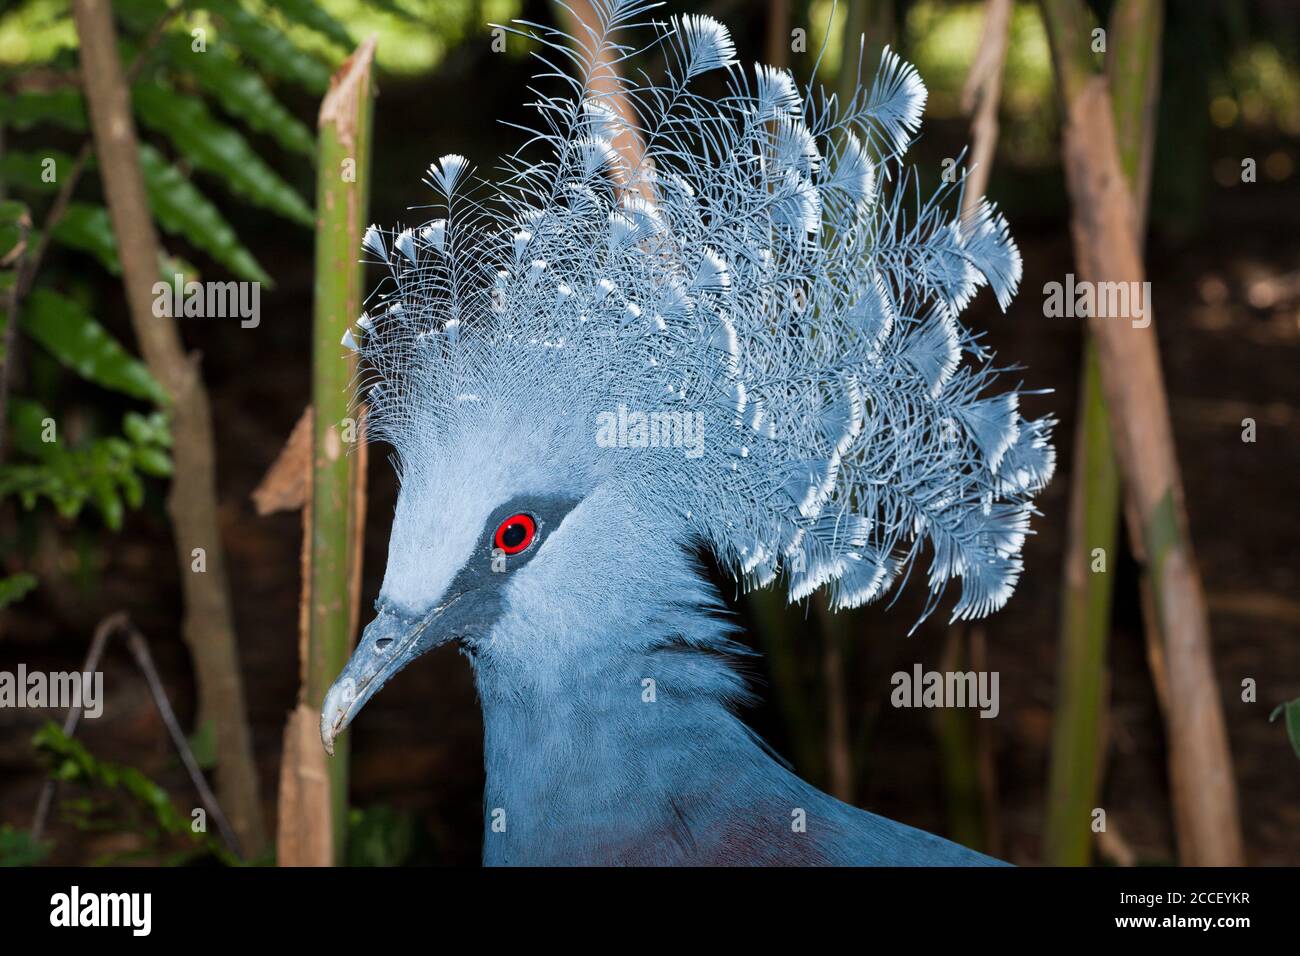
left=321, top=492, right=581, bottom=753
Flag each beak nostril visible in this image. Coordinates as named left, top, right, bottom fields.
left=376, top=637, right=393, bottom=650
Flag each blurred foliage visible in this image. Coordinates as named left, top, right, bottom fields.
left=34, top=722, right=239, bottom=865
left=0, top=0, right=524, bottom=76
left=0, top=0, right=77, bottom=67
left=0, top=0, right=534, bottom=619
left=909, top=2, right=1057, bottom=163
left=1271, top=699, right=1300, bottom=762
left=1217, top=41, right=1300, bottom=136
left=346, top=804, right=421, bottom=866
left=1, top=399, right=172, bottom=529
left=0, top=570, right=37, bottom=608
left=801, top=0, right=1298, bottom=195
left=20, top=291, right=167, bottom=404
left=0, top=0, right=361, bottom=610
left=286, top=0, right=523, bottom=75
left=0, top=823, right=51, bottom=866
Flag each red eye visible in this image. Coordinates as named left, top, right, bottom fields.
left=494, top=513, right=536, bottom=555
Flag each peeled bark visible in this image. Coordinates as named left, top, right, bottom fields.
left=275, top=37, right=377, bottom=866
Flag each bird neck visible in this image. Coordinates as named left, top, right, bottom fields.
left=469, top=571, right=788, bottom=864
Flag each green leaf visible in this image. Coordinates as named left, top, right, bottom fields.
left=0, top=149, right=75, bottom=196
left=19, top=289, right=167, bottom=404
left=2, top=400, right=170, bottom=525
left=133, top=82, right=313, bottom=227
left=1270, top=699, right=1300, bottom=761
left=159, top=35, right=316, bottom=157
left=49, top=203, right=121, bottom=275
left=271, top=0, right=355, bottom=50
left=0, top=572, right=38, bottom=610
left=0, top=151, right=272, bottom=283
left=359, top=0, right=421, bottom=24
left=6, top=398, right=57, bottom=460
left=0, top=824, right=51, bottom=867
left=347, top=805, right=418, bottom=867
left=89, top=477, right=124, bottom=529
left=205, top=0, right=332, bottom=94
left=133, top=444, right=173, bottom=478
left=0, top=199, right=33, bottom=225
left=138, top=145, right=273, bottom=285
left=131, top=409, right=172, bottom=448
left=112, top=0, right=170, bottom=33
left=32, top=722, right=238, bottom=865
left=0, top=90, right=87, bottom=131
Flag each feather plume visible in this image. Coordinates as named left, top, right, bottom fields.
left=351, top=1, right=1054, bottom=627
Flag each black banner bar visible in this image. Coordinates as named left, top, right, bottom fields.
left=0, top=865, right=1282, bottom=942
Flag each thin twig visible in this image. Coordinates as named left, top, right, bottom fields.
left=29, top=612, right=123, bottom=841
left=29, top=612, right=244, bottom=859
left=16, top=142, right=92, bottom=300
left=124, top=624, right=242, bottom=856
left=0, top=206, right=31, bottom=462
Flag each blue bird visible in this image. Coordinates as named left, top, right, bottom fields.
left=321, top=2, right=1054, bottom=865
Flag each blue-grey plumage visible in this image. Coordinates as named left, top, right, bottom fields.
left=320, top=1, right=1051, bottom=866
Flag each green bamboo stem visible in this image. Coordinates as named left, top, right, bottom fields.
left=1043, top=0, right=1159, bottom=867
left=1042, top=0, right=1243, bottom=866
left=1044, top=340, right=1120, bottom=864
left=1108, top=0, right=1164, bottom=237
left=305, top=38, right=376, bottom=863
left=936, top=629, right=987, bottom=852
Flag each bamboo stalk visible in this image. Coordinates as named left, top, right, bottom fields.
left=1108, top=0, right=1163, bottom=238
left=937, top=627, right=987, bottom=852
left=959, top=0, right=1012, bottom=219
left=1044, top=0, right=1159, bottom=867
left=1039, top=0, right=1244, bottom=866
left=1045, top=339, right=1120, bottom=864
left=277, top=37, right=377, bottom=867
left=71, top=0, right=266, bottom=857
left=557, top=0, right=651, bottom=203
left=1044, top=0, right=1163, bottom=867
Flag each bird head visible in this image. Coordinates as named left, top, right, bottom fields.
left=319, top=371, right=698, bottom=755
left=320, top=10, right=1057, bottom=756
left=321, top=388, right=588, bottom=754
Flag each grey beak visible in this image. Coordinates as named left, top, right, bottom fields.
left=320, top=586, right=502, bottom=755
left=320, top=608, right=422, bottom=756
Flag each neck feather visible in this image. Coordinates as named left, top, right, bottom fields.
left=470, top=572, right=804, bottom=864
